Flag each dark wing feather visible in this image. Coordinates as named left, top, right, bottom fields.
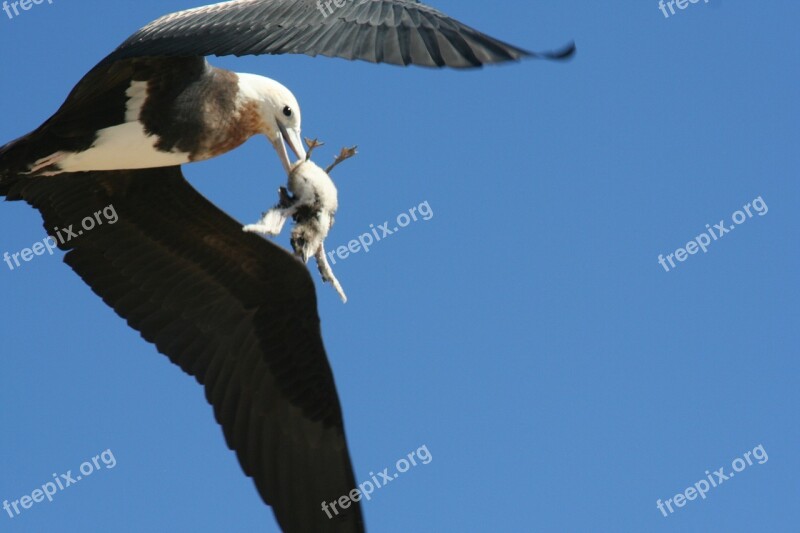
left=107, top=0, right=575, bottom=68
left=4, top=167, right=364, bottom=533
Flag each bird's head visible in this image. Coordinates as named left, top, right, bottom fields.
left=236, top=73, right=306, bottom=175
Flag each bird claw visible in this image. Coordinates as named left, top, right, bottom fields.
left=304, top=137, right=325, bottom=160
left=325, top=146, right=358, bottom=174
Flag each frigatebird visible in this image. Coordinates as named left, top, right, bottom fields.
left=0, top=1, right=574, bottom=531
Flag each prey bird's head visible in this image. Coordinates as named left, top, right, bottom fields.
left=236, top=73, right=306, bottom=175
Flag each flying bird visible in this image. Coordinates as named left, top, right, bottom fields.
left=0, top=1, right=574, bottom=531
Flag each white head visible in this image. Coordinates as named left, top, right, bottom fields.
left=236, top=73, right=306, bottom=175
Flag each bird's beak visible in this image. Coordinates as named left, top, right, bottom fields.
left=273, top=123, right=306, bottom=175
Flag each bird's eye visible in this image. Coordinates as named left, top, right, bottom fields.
left=283, top=106, right=293, bottom=117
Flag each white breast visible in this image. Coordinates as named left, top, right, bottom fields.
left=55, top=122, right=191, bottom=173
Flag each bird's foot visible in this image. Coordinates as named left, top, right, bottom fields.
left=325, top=146, right=358, bottom=174
left=304, top=137, right=325, bottom=161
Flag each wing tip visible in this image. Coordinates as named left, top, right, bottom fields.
left=522, top=40, right=577, bottom=62
left=468, top=40, right=577, bottom=69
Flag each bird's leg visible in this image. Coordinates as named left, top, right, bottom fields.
left=304, top=137, right=325, bottom=161
left=315, top=243, right=347, bottom=303
left=325, top=146, right=358, bottom=174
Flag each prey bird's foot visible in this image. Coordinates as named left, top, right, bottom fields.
left=304, top=137, right=325, bottom=161
left=325, top=146, right=358, bottom=174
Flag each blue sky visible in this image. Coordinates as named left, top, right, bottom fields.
left=1, top=1, right=798, bottom=531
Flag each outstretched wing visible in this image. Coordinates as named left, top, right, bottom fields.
left=108, top=0, right=575, bottom=68
left=4, top=167, right=364, bottom=533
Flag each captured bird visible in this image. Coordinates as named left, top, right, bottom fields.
left=244, top=139, right=358, bottom=303
left=0, top=0, right=574, bottom=531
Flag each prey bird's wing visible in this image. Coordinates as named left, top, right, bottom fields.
left=4, top=168, right=364, bottom=533
left=107, top=0, right=575, bottom=68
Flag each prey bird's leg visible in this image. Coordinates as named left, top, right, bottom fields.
left=304, top=137, right=325, bottom=161
left=315, top=243, right=347, bottom=303
left=325, top=146, right=358, bottom=174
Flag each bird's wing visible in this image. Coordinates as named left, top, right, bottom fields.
left=4, top=167, right=364, bottom=533
left=107, top=0, right=575, bottom=68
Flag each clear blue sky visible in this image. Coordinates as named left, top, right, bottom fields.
left=1, top=1, right=797, bottom=532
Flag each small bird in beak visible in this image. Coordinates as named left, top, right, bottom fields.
left=244, top=138, right=357, bottom=302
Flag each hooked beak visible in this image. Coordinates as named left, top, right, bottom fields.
left=272, top=122, right=306, bottom=175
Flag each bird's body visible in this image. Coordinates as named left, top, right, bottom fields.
left=15, top=57, right=304, bottom=177
left=0, top=1, right=574, bottom=531
left=39, top=120, right=192, bottom=173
